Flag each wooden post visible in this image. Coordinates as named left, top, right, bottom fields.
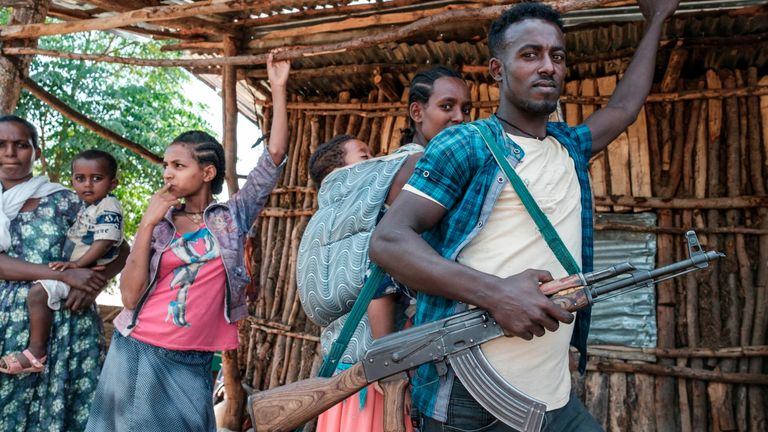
left=748, top=73, right=768, bottom=432
left=220, top=349, right=246, bottom=431
left=0, top=0, right=50, bottom=113
left=222, top=35, right=239, bottom=195
left=219, top=36, right=243, bottom=432
left=654, top=48, right=685, bottom=432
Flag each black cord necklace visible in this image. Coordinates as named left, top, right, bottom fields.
left=495, top=113, right=546, bottom=140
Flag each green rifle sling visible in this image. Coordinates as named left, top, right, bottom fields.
left=470, top=122, right=581, bottom=275
left=316, top=263, right=385, bottom=378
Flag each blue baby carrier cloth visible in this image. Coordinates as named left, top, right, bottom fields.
left=297, top=144, right=422, bottom=365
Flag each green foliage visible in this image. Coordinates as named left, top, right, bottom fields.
left=11, top=30, right=214, bottom=236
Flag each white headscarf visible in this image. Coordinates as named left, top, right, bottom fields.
left=0, top=176, right=66, bottom=252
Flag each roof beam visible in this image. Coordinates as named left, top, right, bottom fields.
left=242, top=63, right=488, bottom=79
left=0, top=0, right=310, bottom=40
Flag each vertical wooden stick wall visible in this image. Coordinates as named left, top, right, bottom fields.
left=238, top=70, right=768, bottom=431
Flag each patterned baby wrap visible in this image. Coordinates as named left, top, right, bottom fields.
left=297, top=144, right=422, bottom=364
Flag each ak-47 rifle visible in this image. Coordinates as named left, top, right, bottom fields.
left=248, top=231, right=723, bottom=432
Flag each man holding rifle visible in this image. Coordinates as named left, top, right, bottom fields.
left=369, top=1, right=680, bottom=430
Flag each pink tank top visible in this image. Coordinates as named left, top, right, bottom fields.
left=131, top=226, right=239, bottom=351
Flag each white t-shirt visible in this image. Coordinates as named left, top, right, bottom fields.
left=63, top=195, right=124, bottom=265
left=457, top=134, right=582, bottom=410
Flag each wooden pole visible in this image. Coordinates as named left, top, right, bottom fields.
left=222, top=35, right=239, bottom=195
left=590, top=344, right=768, bottom=359
left=655, top=57, right=681, bottom=429
left=21, top=78, right=161, bottom=164
left=220, top=349, right=245, bottom=431
left=593, top=195, right=768, bottom=209
left=594, top=223, right=768, bottom=235
left=589, top=361, right=768, bottom=385
left=748, top=72, right=768, bottom=432
left=219, top=34, right=242, bottom=428
left=0, top=0, right=50, bottom=113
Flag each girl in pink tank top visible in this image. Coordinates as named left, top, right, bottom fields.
left=85, top=53, right=291, bottom=432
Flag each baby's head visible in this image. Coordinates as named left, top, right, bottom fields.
left=308, top=134, right=372, bottom=185
left=70, top=149, right=118, bottom=204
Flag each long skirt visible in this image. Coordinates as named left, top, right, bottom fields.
left=85, top=331, right=215, bottom=432
left=0, top=281, right=104, bottom=432
left=316, top=383, right=413, bottom=432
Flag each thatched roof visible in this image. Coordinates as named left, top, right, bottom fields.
left=8, top=0, right=766, bottom=121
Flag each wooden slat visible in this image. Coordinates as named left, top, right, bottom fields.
left=469, top=80, right=480, bottom=121
left=626, top=104, right=652, bottom=211
left=390, top=87, right=410, bottom=153
left=488, top=84, right=500, bottom=119
left=582, top=78, right=610, bottom=212
left=609, top=371, right=629, bottom=431
left=760, top=76, right=768, bottom=185
left=478, top=82, right=492, bottom=120
left=564, top=80, right=581, bottom=126
left=597, top=75, right=632, bottom=212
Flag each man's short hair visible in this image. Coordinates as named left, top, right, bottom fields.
left=488, top=3, right=565, bottom=58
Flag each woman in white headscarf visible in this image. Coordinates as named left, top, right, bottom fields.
left=0, top=115, right=124, bottom=431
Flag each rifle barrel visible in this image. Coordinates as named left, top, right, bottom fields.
left=590, top=251, right=723, bottom=298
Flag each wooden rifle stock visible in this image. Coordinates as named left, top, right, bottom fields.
left=249, top=362, right=368, bottom=432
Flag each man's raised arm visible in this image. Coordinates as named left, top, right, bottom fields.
left=585, top=0, right=680, bottom=155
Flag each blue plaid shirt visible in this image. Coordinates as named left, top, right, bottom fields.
left=406, top=115, right=594, bottom=421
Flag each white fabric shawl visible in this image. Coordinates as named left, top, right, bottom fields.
left=0, top=176, right=67, bottom=252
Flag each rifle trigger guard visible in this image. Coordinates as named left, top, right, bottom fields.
left=435, top=360, right=448, bottom=377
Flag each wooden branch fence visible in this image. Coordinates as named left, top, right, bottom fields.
left=239, top=66, right=768, bottom=432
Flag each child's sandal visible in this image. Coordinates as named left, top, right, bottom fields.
left=0, top=349, right=46, bottom=374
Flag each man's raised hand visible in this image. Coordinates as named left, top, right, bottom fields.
left=638, top=0, right=680, bottom=22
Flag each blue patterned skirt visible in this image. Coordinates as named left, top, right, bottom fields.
left=0, top=281, right=104, bottom=432
left=85, top=331, right=215, bottom=432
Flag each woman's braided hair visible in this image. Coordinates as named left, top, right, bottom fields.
left=308, top=134, right=355, bottom=186
left=400, top=66, right=464, bottom=146
left=171, top=130, right=226, bottom=194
